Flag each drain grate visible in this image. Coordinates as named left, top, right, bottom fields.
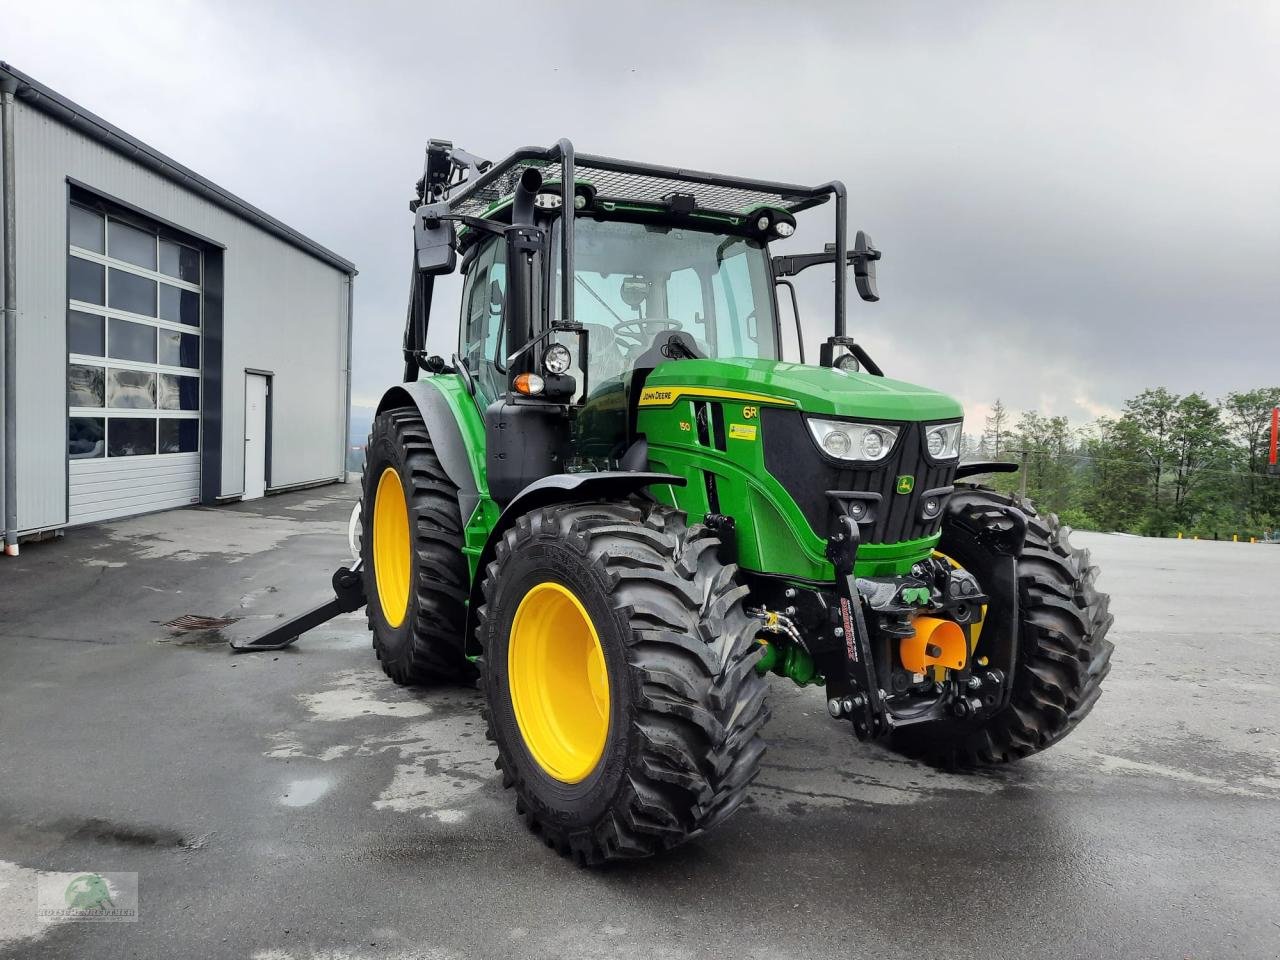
left=164, top=614, right=241, bottom=631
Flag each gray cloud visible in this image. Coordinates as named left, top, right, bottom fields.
left=8, top=0, right=1278, bottom=427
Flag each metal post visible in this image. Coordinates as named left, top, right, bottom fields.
left=1, top=78, right=18, bottom=555
left=1019, top=448, right=1029, bottom=501
left=341, top=273, right=354, bottom=484
left=832, top=181, right=847, bottom=339
left=557, top=139, right=575, bottom=324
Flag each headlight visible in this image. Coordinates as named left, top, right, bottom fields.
left=834, top=353, right=860, bottom=373
left=542, top=343, right=572, bottom=375
left=807, top=418, right=900, bottom=462
left=924, top=422, right=962, bottom=459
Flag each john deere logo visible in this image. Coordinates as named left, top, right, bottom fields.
left=895, top=475, right=915, bottom=495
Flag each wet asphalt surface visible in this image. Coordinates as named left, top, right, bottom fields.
left=0, top=482, right=1277, bottom=959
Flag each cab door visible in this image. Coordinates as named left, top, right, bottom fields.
left=457, top=237, right=507, bottom=407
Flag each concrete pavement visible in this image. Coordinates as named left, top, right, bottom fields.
left=1, top=483, right=1276, bottom=959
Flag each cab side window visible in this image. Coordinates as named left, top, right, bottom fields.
left=458, top=239, right=506, bottom=401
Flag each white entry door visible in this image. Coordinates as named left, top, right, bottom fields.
left=244, top=373, right=269, bottom=500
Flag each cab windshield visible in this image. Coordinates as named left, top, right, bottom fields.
left=551, top=218, right=778, bottom=385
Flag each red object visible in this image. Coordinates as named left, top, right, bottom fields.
left=1271, top=407, right=1279, bottom=466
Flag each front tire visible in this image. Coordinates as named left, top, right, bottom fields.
left=889, top=486, right=1115, bottom=767
left=360, top=407, right=476, bottom=686
left=479, top=501, right=769, bottom=864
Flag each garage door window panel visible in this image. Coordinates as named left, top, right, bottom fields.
left=107, top=417, right=157, bottom=457
left=159, top=374, right=199, bottom=411
left=108, top=268, right=157, bottom=317
left=158, top=329, right=200, bottom=368
left=159, top=419, right=199, bottom=454
left=70, top=205, right=105, bottom=253
left=68, top=365, right=105, bottom=407
left=159, top=240, right=201, bottom=284
left=68, top=256, right=105, bottom=305
left=158, top=283, right=200, bottom=326
left=108, top=369, right=157, bottom=409
left=69, top=417, right=106, bottom=459
left=107, top=318, right=158, bottom=364
left=69, top=311, right=106, bottom=356
left=108, top=219, right=158, bottom=271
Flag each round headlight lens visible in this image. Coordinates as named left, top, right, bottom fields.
left=775, top=220, right=795, bottom=238
left=822, top=429, right=852, bottom=457
left=543, top=343, right=572, bottom=375
left=862, top=430, right=885, bottom=460
left=926, top=429, right=945, bottom=457
left=834, top=353, right=861, bottom=373
left=756, top=214, right=771, bottom=231
left=922, top=496, right=941, bottom=518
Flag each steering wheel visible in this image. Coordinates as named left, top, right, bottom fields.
left=612, top=317, right=680, bottom=344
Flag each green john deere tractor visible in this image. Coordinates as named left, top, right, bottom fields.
left=296, top=139, right=1114, bottom=863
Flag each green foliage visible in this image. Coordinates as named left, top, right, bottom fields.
left=968, top=386, right=1280, bottom=538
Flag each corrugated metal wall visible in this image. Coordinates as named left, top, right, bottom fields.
left=11, top=101, right=351, bottom=532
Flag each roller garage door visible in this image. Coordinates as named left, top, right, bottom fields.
left=64, top=200, right=203, bottom=524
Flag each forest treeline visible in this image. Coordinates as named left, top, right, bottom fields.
left=966, top=387, right=1280, bottom=540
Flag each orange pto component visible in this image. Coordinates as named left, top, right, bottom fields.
left=900, top=616, right=968, bottom=674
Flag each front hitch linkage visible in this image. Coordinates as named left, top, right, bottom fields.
left=824, top=516, right=892, bottom=740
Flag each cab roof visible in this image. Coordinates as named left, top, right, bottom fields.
left=445, top=144, right=835, bottom=220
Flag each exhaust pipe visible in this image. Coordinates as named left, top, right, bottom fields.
left=511, top=166, right=542, bottom=227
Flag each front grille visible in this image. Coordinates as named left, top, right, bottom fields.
left=761, top=409, right=957, bottom=544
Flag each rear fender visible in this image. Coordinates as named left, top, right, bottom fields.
left=376, top=378, right=487, bottom=520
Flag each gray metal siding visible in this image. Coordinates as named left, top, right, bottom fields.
left=11, top=100, right=351, bottom=531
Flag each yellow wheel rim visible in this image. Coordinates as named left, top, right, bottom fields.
left=372, top=466, right=411, bottom=628
left=507, top=582, right=610, bottom=783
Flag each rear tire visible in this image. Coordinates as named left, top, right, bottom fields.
left=360, top=407, right=476, bottom=686
left=479, top=500, right=769, bottom=864
left=889, top=486, right=1115, bottom=767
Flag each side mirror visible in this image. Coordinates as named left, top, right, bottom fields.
left=414, top=201, right=457, bottom=275
left=852, top=230, right=881, bottom=302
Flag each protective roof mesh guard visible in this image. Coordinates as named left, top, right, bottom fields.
left=448, top=151, right=830, bottom=219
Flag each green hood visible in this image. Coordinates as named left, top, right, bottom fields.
left=643, top=357, right=964, bottom=423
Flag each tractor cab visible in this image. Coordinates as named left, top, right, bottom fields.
left=404, top=141, right=892, bottom=505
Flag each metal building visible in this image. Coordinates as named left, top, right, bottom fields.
left=0, top=63, right=356, bottom=553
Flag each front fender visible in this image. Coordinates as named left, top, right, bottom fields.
left=464, top=471, right=686, bottom=654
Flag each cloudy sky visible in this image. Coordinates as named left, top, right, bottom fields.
left=6, top=0, right=1278, bottom=428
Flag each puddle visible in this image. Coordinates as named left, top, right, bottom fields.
left=279, top=777, right=334, bottom=807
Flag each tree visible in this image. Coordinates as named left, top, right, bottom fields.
left=1167, top=393, right=1229, bottom=529
left=1223, top=388, right=1280, bottom=520
left=983, top=399, right=1011, bottom=459
left=1079, top=416, right=1148, bottom=532
left=1123, top=387, right=1178, bottom=526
